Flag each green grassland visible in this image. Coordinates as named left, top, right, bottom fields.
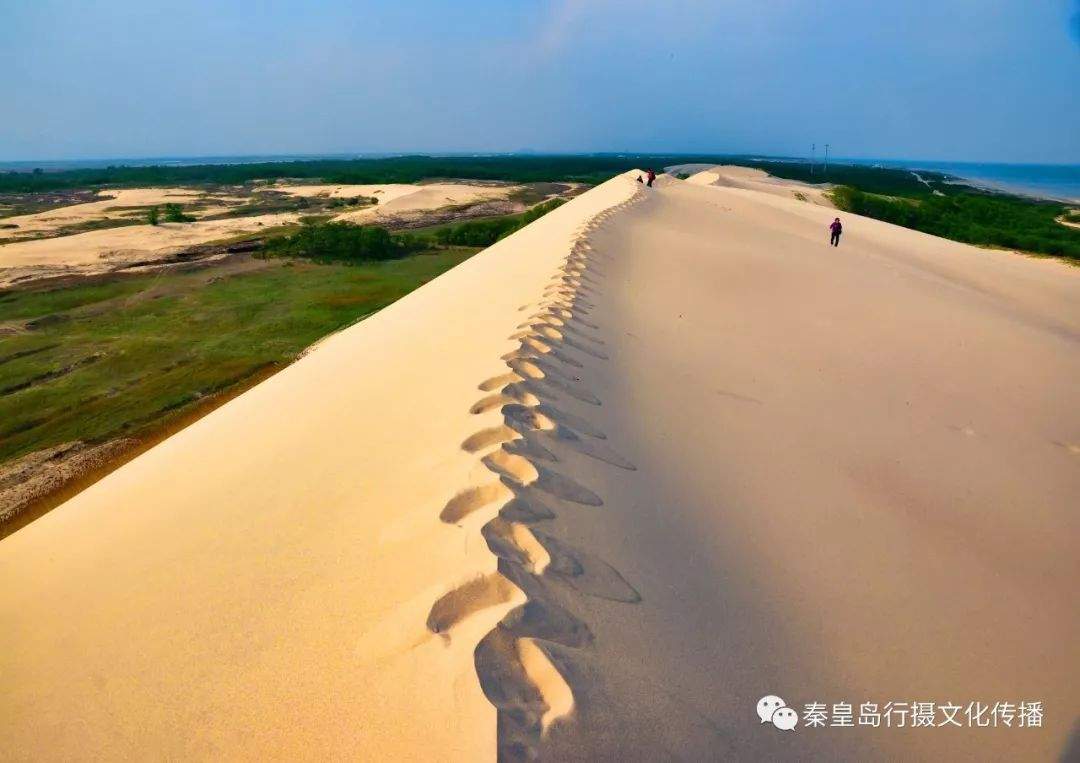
left=0, top=249, right=475, bottom=466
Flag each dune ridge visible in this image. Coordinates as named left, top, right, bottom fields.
left=429, top=188, right=646, bottom=760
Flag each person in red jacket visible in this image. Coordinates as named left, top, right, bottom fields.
left=829, top=217, right=843, bottom=247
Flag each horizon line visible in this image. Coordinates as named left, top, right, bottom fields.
left=2, top=151, right=1079, bottom=170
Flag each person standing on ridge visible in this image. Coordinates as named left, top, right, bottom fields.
left=646, top=168, right=656, bottom=187
left=829, top=217, right=843, bottom=247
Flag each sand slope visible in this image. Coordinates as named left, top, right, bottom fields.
left=0, top=174, right=640, bottom=760
left=684, top=164, right=836, bottom=207
left=2, top=173, right=1078, bottom=760
left=530, top=177, right=1079, bottom=760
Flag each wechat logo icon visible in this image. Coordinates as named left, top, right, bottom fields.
left=757, top=695, right=798, bottom=731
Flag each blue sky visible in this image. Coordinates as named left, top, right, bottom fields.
left=3, top=0, right=1079, bottom=163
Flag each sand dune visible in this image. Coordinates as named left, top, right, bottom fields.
left=271, top=181, right=518, bottom=223
left=682, top=164, right=836, bottom=207
left=330, top=182, right=518, bottom=224
left=0, top=174, right=640, bottom=760
left=2, top=173, right=1077, bottom=760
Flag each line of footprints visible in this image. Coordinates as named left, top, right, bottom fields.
left=426, top=188, right=648, bottom=761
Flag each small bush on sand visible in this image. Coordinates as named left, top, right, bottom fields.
left=163, top=203, right=195, bottom=223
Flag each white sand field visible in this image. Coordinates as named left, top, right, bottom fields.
left=0, top=213, right=301, bottom=286
left=327, top=182, right=518, bottom=223
left=271, top=181, right=517, bottom=223
left=1, top=173, right=1077, bottom=760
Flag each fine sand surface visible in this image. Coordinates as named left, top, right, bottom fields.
left=0, top=187, right=240, bottom=239
left=0, top=213, right=300, bottom=286
left=2, top=173, right=1078, bottom=760
left=272, top=181, right=518, bottom=223
left=681, top=164, right=836, bottom=207
left=328, top=182, right=519, bottom=224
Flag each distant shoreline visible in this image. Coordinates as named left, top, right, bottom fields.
left=869, top=159, right=1080, bottom=205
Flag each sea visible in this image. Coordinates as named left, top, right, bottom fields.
left=2, top=154, right=1078, bottom=204
left=865, top=159, right=1080, bottom=204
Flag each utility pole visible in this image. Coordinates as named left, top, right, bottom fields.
left=824, top=144, right=830, bottom=177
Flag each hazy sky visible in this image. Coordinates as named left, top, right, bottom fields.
left=3, top=0, right=1079, bottom=163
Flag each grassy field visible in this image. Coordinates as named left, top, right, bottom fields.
left=0, top=249, right=476, bottom=467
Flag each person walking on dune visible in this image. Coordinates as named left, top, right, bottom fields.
left=646, top=168, right=656, bottom=187
left=829, top=217, right=843, bottom=247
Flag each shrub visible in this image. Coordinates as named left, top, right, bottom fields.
left=264, top=221, right=413, bottom=262
left=146, top=206, right=160, bottom=225
left=163, top=203, right=195, bottom=223
left=432, top=198, right=566, bottom=247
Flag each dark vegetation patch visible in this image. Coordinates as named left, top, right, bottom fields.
left=261, top=197, right=567, bottom=262
left=431, top=198, right=567, bottom=247
left=0, top=189, right=104, bottom=218
left=199, top=190, right=375, bottom=220
left=163, top=203, right=195, bottom=223
left=263, top=221, right=419, bottom=262
left=741, top=160, right=953, bottom=196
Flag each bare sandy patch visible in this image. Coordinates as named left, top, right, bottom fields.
left=338, top=183, right=525, bottom=228
left=0, top=212, right=299, bottom=286
left=0, top=187, right=247, bottom=239
left=270, top=181, right=529, bottom=227
left=270, top=182, right=422, bottom=202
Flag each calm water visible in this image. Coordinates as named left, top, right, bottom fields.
left=866, top=159, right=1080, bottom=203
